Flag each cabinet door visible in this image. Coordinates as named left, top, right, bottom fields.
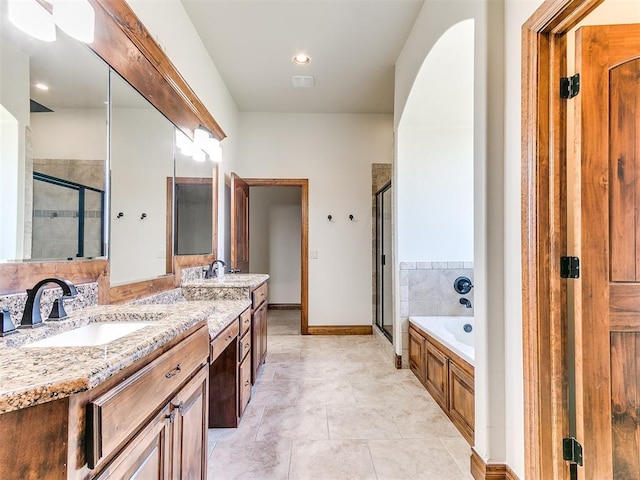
left=425, top=341, right=448, bottom=410
left=239, top=353, right=252, bottom=417
left=448, top=361, right=475, bottom=444
left=170, top=366, right=208, bottom=480
left=251, top=302, right=267, bottom=384
left=409, top=328, right=426, bottom=382
left=94, top=407, right=171, bottom=480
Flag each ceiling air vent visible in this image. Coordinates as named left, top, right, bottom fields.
left=291, top=75, right=315, bottom=89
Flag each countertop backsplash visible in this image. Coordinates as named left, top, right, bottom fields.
left=0, top=282, right=98, bottom=328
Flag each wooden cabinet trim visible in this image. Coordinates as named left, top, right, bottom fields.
left=239, top=308, right=252, bottom=336
left=87, top=326, right=209, bottom=468
left=210, top=319, right=240, bottom=363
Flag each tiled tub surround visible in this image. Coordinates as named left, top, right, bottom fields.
left=183, top=273, right=270, bottom=301
left=399, top=262, right=473, bottom=367
left=0, top=281, right=98, bottom=327
left=0, top=298, right=250, bottom=413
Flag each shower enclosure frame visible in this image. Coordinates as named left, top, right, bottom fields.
left=375, top=181, right=393, bottom=342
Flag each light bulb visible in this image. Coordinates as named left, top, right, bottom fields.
left=53, top=0, right=95, bottom=43
left=193, top=149, right=206, bottom=163
left=194, top=127, right=209, bottom=150
left=8, top=0, right=56, bottom=42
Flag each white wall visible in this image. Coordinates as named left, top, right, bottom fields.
left=249, top=187, right=302, bottom=304
left=504, top=1, right=544, bottom=476
left=109, top=106, right=174, bottom=284
left=397, top=19, right=474, bottom=262
left=238, top=113, right=393, bottom=326
left=127, top=0, right=240, bottom=260
left=395, top=0, right=510, bottom=473
left=0, top=41, right=29, bottom=260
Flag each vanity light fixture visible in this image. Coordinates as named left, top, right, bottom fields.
left=293, top=53, right=311, bottom=65
left=53, top=0, right=96, bottom=44
left=8, top=0, right=96, bottom=44
left=175, top=127, right=222, bottom=162
left=8, top=0, right=56, bottom=42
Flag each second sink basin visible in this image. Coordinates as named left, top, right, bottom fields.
left=23, top=322, right=152, bottom=348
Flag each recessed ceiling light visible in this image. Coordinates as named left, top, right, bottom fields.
left=35, top=83, right=49, bottom=91
left=293, top=53, right=311, bottom=65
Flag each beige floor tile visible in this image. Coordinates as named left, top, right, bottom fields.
left=256, top=404, right=329, bottom=441
left=268, top=351, right=302, bottom=363
left=289, top=440, right=377, bottom=480
left=322, top=362, right=374, bottom=381
left=441, top=437, right=474, bottom=480
left=327, top=404, right=402, bottom=440
left=368, top=438, right=468, bottom=480
left=296, top=379, right=356, bottom=405
left=207, top=440, right=291, bottom=480
left=272, top=363, right=325, bottom=381
left=249, top=380, right=299, bottom=406
left=350, top=379, right=415, bottom=405
left=208, top=405, right=264, bottom=443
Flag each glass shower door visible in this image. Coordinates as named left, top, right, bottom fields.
left=376, top=181, right=393, bottom=341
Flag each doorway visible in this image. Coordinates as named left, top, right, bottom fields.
left=523, top=1, right=640, bottom=478
left=375, top=181, right=393, bottom=342
left=230, top=175, right=309, bottom=334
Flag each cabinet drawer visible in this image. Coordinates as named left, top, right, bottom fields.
left=239, top=354, right=252, bottom=416
left=239, top=328, right=251, bottom=362
left=210, top=319, right=239, bottom=363
left=239, top=308, right=251, bottom=336
left=252, top=283, right=267, bottom=309
left=87, top=326, right=209, bottom=468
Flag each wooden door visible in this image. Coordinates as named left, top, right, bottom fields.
left=230, top=173, right=249, bottom=273
left=170, top=366, right=208, bottom=480
left=574, top=24, right=640, bottom=479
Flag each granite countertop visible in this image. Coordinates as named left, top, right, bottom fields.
left=182, top=273, right=269, bottom=301
left=0, top=298, right=250, bottom=414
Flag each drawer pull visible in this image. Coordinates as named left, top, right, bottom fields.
left=244, top=380, right=250, bottom=387
left=227, top=335, right=233, bottom=341
left=245, top=343, right=250, bottom=350
left=244, top=318, right=250, bottom=324
left=165, top=364, right=182, bottom=378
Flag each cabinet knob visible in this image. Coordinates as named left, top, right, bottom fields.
left=165, top=364, right=182, bottom=378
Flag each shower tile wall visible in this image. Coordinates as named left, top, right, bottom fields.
left=399, top=261, right=473, bottom=367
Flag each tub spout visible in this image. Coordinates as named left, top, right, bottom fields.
left=459, top=298, right=472, bottom=309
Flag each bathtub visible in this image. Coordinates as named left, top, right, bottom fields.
left=409, top=316, right=474, bottom=365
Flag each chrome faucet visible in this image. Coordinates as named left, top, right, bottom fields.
left=205, top=259, right=226, bottom=279
left=20, top=278, right=78, bottom=328
left=459, top=297, right=472, bottom=309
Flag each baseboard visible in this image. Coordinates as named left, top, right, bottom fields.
left=395, top=354, right=403, bottom=369
left=470, top=449, right=520, bottom=480
left=306, top=325, right=373, bottom=335
left=268, top=303, right=301, bottom=310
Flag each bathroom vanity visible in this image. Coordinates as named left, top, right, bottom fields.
left=183, top=273, right=270, bottom=385
left=0, top=296, right=252, bottom=480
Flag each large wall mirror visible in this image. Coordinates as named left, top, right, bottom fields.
left=0, top=0, right=222, bottom=292
left=0, top=4, right=108, bottom=262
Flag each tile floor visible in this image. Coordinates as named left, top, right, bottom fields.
left=207, top=310, right=473, bottom=480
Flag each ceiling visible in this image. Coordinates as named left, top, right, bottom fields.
left=180, top=0, right=424, bottom=114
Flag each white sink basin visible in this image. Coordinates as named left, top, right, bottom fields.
left=23, top=322, right=152, bottom=348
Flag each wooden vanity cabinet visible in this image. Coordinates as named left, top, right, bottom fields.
left=251, top=282, right=268, bottom=384
left=208, top=306, right=252, bottom=427
left=409, top=324, right=475, bottom=444
left=0, top=323, right=210, bottom=480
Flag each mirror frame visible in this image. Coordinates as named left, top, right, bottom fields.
left=0, top=0, right=223, bottom=302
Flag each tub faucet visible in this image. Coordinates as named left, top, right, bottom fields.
left=20, top=278, right=78, bottom=328
left=459, top=297, right=472, bottom=309
left=205, top=259, right=226, bottom=279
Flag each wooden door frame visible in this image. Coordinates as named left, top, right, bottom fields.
left=243, top=178, right=309, bottom=335
left=522, top=1, right=604, bottom=479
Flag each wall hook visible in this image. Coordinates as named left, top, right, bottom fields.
left=349, top=214, right=354, bottom=221
left=140, top=213, right=147, bottom=220
left=327, top=214, right=333, bottom=221
left=116, top=212, right=124, bottom=219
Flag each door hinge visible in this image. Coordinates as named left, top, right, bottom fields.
left=560, top=256, right=580, bottom=278
left=560, top=74, right=580, bottom=99
left=562, top=437, right=583, bottom=466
